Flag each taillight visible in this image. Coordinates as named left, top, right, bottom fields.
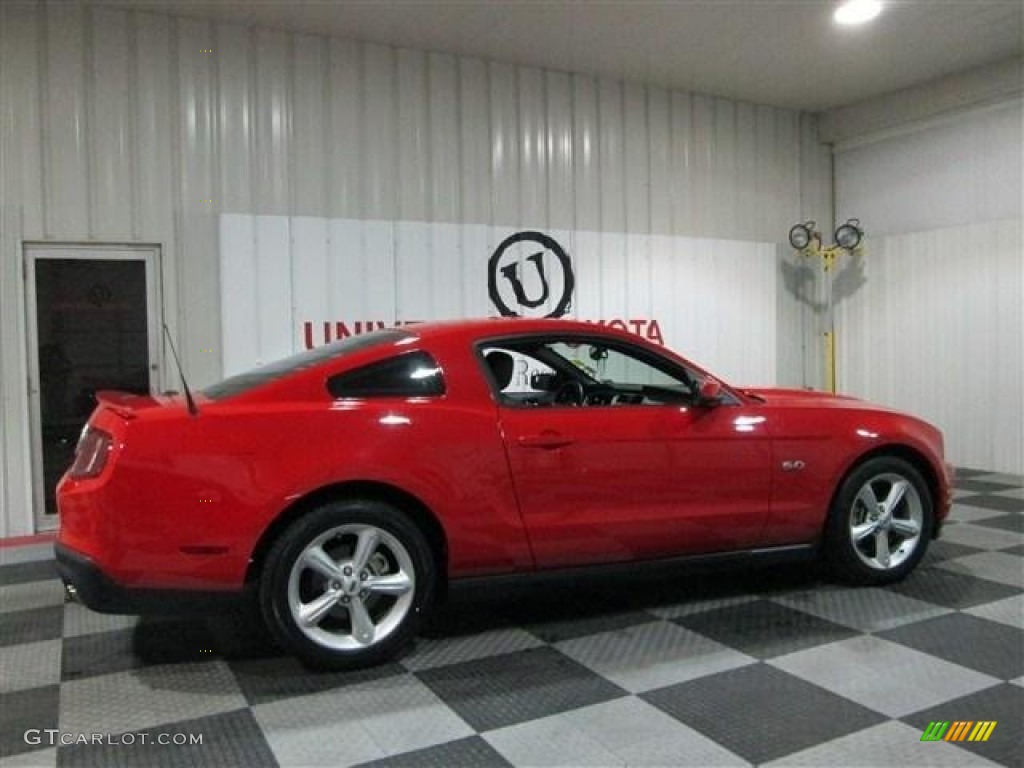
left=68, top=426, right=113, bottom=479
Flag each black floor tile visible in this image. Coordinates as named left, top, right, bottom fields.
left=416, top=646, right=626, bottom=732
left=353, top=736, right=513, bottom=768
left=673, top=599, right=856, bottom=659
left=137, top=619, right=227, bottom=663
left=920, top=539, right=985, bottom=567
left=0, top=605, right=63, bottom=648
left=955, top=468, right=996, bottom=480
left=904, top=684, right=1024, bottom=768
left=61, top=628, right=145, bottom=682
left=1001, top=544, right=1024, bottom=557
left=56, top=708, right=279, bottom=768
left=884, top=567, right=1021, bottom=609
left=642, top=663, right=886, bottom=764
left=880, top=613, right=1024, bottom=681
left=523, top=609, right=656, bottom=643
left=956, top=480, right=1019, bottom=494
left=0, top=559, right=58, bottom=586
left=229, top=655, right=406, bottom=706
left=971, top=511, right=1024, bottom=531
left=0, top=684, right=60, bottom=759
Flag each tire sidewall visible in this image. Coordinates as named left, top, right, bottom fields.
left=825, top=456, right=934, bottom=585
left=260, top=499, right=435, bottom=670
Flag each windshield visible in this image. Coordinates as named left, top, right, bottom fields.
left=202, top=329, right=413, bottom=400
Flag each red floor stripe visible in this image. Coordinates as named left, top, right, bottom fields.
left=0, top=531, right=56, bottom=549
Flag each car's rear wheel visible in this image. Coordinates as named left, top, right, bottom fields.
left=259, top=499, right=435, bottom=669
left=824, top=456, right=933, bottom=585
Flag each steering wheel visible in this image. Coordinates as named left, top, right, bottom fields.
left=554, top=380, right=586, bottom=406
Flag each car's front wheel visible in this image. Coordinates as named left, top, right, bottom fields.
left=824, top=456, right=933, bottom=585
left=259, top=499, right=435, bottom=669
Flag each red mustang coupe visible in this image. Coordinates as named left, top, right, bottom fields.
left=56, top=318, right=952, bottom=668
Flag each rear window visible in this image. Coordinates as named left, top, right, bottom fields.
left=327, top=351, right=445, bottom=398
left=203, top=330, right=412, bottom=400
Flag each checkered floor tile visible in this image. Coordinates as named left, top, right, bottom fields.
left=1, top=469, right=1022, bottom=767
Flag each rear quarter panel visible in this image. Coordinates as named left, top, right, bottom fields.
left=61, top=334, right=531, bottom=589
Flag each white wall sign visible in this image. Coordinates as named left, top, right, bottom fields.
left=220, top=214, right=779, bottom=387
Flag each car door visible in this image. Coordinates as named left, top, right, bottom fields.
left=485, top=335, right=772, bottom=568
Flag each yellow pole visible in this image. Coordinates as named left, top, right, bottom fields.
left=823, top=247, right=838, bottom=394
left=824, top=330, right=836, bottom=393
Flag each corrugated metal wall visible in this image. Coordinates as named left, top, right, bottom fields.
left=835, top=101, right=1024, bottom=474
left=0, top=1, right=831, bottom=536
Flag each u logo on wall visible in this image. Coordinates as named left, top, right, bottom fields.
left=488, top=231, right=575, bottom=318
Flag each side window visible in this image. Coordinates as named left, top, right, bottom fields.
left=550, top=342, right=686, bottom=391
left=481, top=336, right=695, bottom=407
left=327, top=351, right=444, bottom=398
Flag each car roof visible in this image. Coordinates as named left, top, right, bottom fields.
left=402, top=317, right=632, bottom=343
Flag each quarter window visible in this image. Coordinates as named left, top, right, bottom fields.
left=327, top=351, right=445, bottom=398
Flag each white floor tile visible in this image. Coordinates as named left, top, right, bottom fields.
left=964, top=594, right=1024, bottom=629
left=0, top=639, right=61, bottom=694
left=769, top=636, right=999, bottom=717
left=557, top=621, right=755, bottom=694
left=937, top=552, right=1024, bottom=588
left=252, top=674, right=473, bottom=766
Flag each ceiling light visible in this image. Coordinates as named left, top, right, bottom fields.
left=834, top=0, right=882, bottom=26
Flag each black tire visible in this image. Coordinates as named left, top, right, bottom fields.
left=823, top=456, right=933, bottom=585
left=259, top=499, right=435, bottom=670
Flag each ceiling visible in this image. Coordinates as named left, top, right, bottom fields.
left=94, top=0, right=1023, bottom=111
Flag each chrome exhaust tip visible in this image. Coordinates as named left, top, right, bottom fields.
left=63, top=581, right=79, bottom=603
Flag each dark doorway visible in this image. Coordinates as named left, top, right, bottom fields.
left=32, top=256, right=153, bottom=517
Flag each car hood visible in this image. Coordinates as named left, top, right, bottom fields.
left=739, top=387, right=894, bottom=411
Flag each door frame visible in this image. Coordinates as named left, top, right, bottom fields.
left=24, top=243, right=163, bottom=531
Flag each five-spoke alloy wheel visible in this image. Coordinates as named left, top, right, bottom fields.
left=825, top=456, right=933, bottom=585
left=260, top=499, right=435, bottom=670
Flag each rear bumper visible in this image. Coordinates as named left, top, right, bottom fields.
left=55, top=543, right=244, bottom=615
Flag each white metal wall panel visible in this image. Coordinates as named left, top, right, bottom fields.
left=458, top=58, right=491, bottom=226
left=43, top=5, right=91, bottom=238
left=363, top=43, right=397, bottom=221
left=836, top=220, right=1023, bottom=474
left=221, top=215, right=778, bottom=387
left=326, top=39, right=362, bottom=220
left=90, top=7, right=134, bottom=239
left=135, top=11, right=174, bottom=242
left=490, top=62, right=520, bottom=226
left=647, top=87, right=671, bottom=235
left=219, top=214, right=257, bottom=377
left=0, top=206, right=34, bottom=537
left=293, top=35, right=327, bottom=216
left=834, top=103, right=1023, bottom=474
left=0, top=2, right=827, bottom=537
left=572, top=75, right=601, bottom=233
left=836, top=100, right=1023, bottom=236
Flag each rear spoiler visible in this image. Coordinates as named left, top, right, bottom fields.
left=94, top=390, right=161, bottom=420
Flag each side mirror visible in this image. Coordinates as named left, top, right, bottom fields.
left=697, top=378, right=724, bottom=407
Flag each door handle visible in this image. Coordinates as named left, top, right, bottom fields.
left=518, top=432, right=573, bottom=449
